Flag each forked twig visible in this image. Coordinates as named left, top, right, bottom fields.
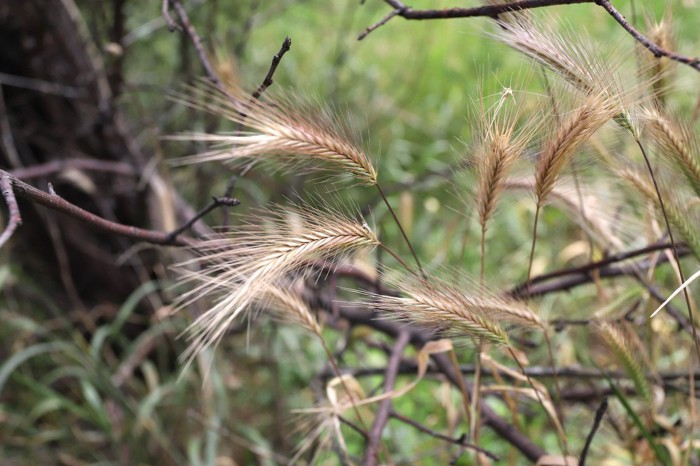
left=0, top=174, right=21, bottom=249
left=0, top=169, right=192, bottom=247
left=362, top=0, right=700, bottom=74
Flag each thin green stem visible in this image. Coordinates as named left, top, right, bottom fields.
left=636, top=139, right=700, bottom=364
left=470, top=345, right=483, bottom=456
left=507, top=346, right=570, bottom=459
left=319, top=338, right=379, bottom=454
left=526, top=205, right=541, bottom=298
left=380, top=244, right=415, bottom=275
left=376, top=183, right=424, bottom=277
left=543, top=329, right=565, bottom=428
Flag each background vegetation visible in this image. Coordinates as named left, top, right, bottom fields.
left=1, top=0, right=700, bottom=465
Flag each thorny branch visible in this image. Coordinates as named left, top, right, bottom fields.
left=362, top=0, right=700, bottom=73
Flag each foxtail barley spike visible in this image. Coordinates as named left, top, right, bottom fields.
left=177, top=205, right=379, bottom=362
left=171, top=83, right=378, bottom=185
left=535, top=92, right=618, bottom=206
left=370, top=274, right=544, bottom=346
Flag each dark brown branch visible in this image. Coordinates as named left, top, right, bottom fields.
left=1, top=169, right=192, bottom=247
left=10, top=159, right=135, bottom=180
left=510, top=248, right=688, bottom=299
left=579, top=398, right=608, bottom=466
left=365, top=0, right=700, bottom=74
left=380, top=0, right=592, bottom=20
left=510, top=241, right=688, bottom=297
left=168, top=0, right=220, bottom=85
left=165, top=195, right=239, bottom=242
left=363, top=331, right=410, bottom=466
left=332, top=304, right=547, bottom=462
left=389, top=410, right=499, bottom=461
left=0, top=174, right=22, bottom=248
left=596, top=0, right=700, bottom=72
left=252, top=36, right=292, bottom=99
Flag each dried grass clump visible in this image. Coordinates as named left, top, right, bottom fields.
left=177, top=205, right=379, bottom=360
left=370, top=274, right=543, bottom=346
left=170, top=83, right=378, bottom=185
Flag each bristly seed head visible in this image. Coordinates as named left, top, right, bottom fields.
left=175, top=204, right=379, bottom=364
left=169, top=82, right=378, bottom=185
left=369, top=273, right=545, bottom=346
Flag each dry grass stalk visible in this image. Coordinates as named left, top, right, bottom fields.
left=370, top=274, right=544, bottom=346
left=177, top=205, right=379, bottom=361
left=641, top=106, right=700, bottom=197
left=597, top=321, right=653, bottom=403
left=171, top=83, right=378, bottom=185
left=474, top=88, right=532, bottom=232
left=621, top=168, right=700, bottom=259
left=535, top=92, right=618, bottom=207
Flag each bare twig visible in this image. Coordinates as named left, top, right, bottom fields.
left=0, top=169, right=192, bottom=247
left=161, top=0, right=178, bottom=31
left=596, top=0, right=700, bottom=72
left=579, top=398, right=608, bottom=466
left=168, top=0, right=220, bottom=85
left=510, top=242, right=690, bottom=298
left=364, top=0, right=700, bottom=74
left=363, top=331, right=410, bottom=466
left=252, top=36, right=292, bottom=99
left=358, top=8, right=402, bottom=40
left=10, top=159, right=135, bottom=180
left=389, top=410, right=499, bottom=461
left=165, top=195, right=239, bottom=242
left=0, top=174, right=22, bottom=249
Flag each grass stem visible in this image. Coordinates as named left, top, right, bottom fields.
left=376, top=183, right=425, bottom=278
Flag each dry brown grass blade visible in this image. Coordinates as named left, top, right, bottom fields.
left=170, top=82, right=378, bottom=185
left=176, top=205, right=379, bottom=363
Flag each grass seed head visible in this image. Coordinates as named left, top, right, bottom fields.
left=170, top=83, right=378, bottom=185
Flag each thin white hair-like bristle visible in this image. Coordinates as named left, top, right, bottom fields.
left=368, top=273, right=544, bottom=346
left=176, top=204, right=379, bottom=364
left=169, top=83, right=378, bottom=185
